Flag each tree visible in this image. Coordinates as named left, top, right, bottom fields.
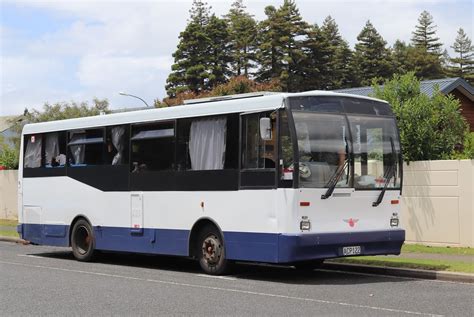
left=373, top=73, right=467, bottom=161
left=319, top=16, right=353, bottom=89
left=0, top=135, right=18, bottom=169
left=352, top=20, right=393, bottom=86
left=7, top=99, right=110, bottom=168
left=162, top=76, right=281, bottom=106
left=255, top=0, right=308, bottom=91
left=448, top=28, right=474, bottom=83
left=166, top=0, right=212, bottom=97
left=224, top=0, right=257, bottom=77
left=206, top=15, right=232, bottom=89
left=411, top=11, right=443, bottom=56
left=392, top=40, right=444, bottom=79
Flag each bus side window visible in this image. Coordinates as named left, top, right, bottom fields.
left=130, top=122, right=175, bottom=172
left=67, top=129, right=104, bottom=166
left=24, top=134, right=42, bottom=168
left=106, top=125, right=129, bottom=166
left=44, top=132, right=67, bottom=167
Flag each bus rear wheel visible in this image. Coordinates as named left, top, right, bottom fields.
left=71, top=219, right=96, bottom=262
left=197, top=225, right=229, bottom=275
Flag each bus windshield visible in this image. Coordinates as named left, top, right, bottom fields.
left=290, top=96, right=401, bottom=190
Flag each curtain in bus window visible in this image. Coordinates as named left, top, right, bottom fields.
left=24, top=135, right=42, bottom=168
left=69, top=133, right=85, bottom=164
left=189, top=117, right=227, bottom=170
left=45, top=133, right=59, bottom=165
left=111, top=126, right=125, bottom=165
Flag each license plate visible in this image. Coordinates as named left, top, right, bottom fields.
left=342, top=246, right=361, bottom=256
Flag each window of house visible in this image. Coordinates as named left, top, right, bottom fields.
left=131, top=122, right=175, bottom=172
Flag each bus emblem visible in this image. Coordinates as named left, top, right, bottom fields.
left=343, top=218, right=359, bottom=227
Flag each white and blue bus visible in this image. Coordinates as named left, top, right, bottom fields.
left=18, top=91, right=404, bottom=274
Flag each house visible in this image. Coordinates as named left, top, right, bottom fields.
left=335, top=78, right=474, bottom=131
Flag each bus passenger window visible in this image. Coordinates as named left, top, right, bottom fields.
left=106, top=125, right=128, bottom=165
left=131, top=122, right=175, bottom=172
left=44, top=132, right=66, bottom=167
left=24, top=134, right=42, bottom=168
left=188, top=117, right=227, bottom=170
left=67, top=129, right=104, bottom=166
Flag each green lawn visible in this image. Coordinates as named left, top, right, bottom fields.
left=332, top=256, right=474, bottom=274
left=0, top=219, right=19, bottom=238
left=402, top=244, right=474, bottom=256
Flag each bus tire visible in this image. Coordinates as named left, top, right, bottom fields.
left=294, top=259, right=324, bottom=271
left=197, top=224, right=229, bottom=275
left=71, top=219, right=96, bottom=262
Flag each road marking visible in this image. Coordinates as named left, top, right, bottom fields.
left=17, top=254, right=45, bottom=259
left=196, top=274, right=237, bottom=281
left=0, top=260, right=443, bottom=316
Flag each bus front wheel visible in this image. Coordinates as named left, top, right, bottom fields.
left=197, top=225, right=229, bottom=275
left=71, top=219, right=96, bottom=262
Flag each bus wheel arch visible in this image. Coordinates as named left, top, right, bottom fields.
left=189, top=218, right=230, bottom=275
left=69, top=215, right=96, bottom=262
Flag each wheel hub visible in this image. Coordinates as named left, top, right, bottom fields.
left=202, top=235, right=221, bottom=264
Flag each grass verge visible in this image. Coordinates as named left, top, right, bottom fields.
left=0, top=230, right=19, bottom=238
left=0, top=219, right=19, bottom=238
left=402, top=244, right=473, bottom=256
left=332, top=257, right=474, bottom=274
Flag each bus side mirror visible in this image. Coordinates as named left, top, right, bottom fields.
left=259, top=117, right=272, bottom=141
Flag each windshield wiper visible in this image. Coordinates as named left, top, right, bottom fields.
left=321, top=138, right=350, bottom=200
left=372, top=137, right=397, bottom=207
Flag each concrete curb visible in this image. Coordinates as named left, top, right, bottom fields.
left=0, top=236, right=29, bottom=245
left=324, top=262, right=474, bottom=283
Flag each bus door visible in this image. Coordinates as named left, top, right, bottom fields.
left=130, top=193, right=144, bottom=235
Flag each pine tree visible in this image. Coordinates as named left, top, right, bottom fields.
left=224, top=0, right=257, bottom=77
left=255, top=5, right=283, bottom=83
left=449, top=28, right=474, bottom=83
left=352, top=21, right=393, bottom=86
left=166, top=0, right=211, bottom=97
left=255, top=0, right=308, bottom=91
left=411, top=11, right=443, bottom=56
left=392, top=40, right=445, bottom=79
left=319, top=16, right=353, bottom=89
left=300, top=24, right=328, bottom=90
left=206, top=15, right=232, bottom=89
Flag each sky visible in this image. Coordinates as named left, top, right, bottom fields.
left=1, top=0, right=472, bottom=116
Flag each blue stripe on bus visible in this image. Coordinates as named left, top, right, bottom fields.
left=18, top=223, right=404, bottom=263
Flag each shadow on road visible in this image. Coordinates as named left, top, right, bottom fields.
left=29, top=250, right=409, bottom=286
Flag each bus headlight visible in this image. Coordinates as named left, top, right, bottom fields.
left=300, top=216, right=311, bottom=231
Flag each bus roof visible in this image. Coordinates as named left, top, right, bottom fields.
left=22, top=91, right=387, bottom=135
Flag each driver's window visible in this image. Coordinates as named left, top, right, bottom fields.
left=241, top=112, right=276, bottom=169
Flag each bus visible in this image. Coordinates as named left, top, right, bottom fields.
left=17, top=91, right=404, bottom=275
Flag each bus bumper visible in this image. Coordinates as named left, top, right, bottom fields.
left=278, top=229, right=405, bottom=263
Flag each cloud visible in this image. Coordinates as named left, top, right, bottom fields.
left=1, top=0, right=472, bottom=115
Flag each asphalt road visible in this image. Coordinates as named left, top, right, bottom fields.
left=1, top=242, right=473, bottom=316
